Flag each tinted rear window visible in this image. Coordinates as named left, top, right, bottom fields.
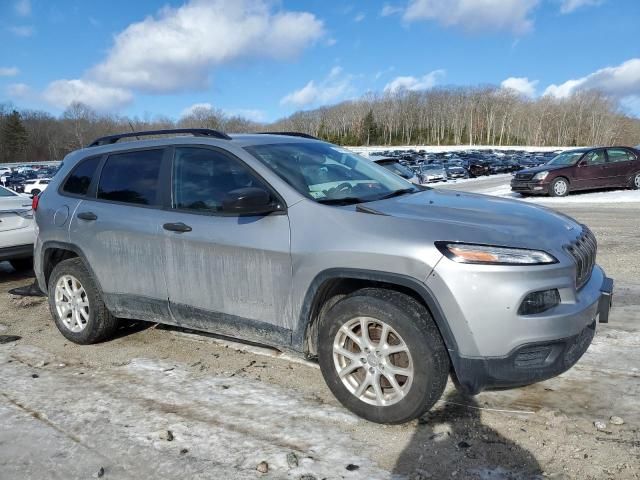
left=63, top=157, right=101, bottom=196
left=97, top=149, right=163, bottom=205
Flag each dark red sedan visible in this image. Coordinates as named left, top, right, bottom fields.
left=510, top=147, right=640, bottom=197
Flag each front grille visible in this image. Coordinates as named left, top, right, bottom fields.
left=515, top=172, right=534, bottom=180
left=566, top=227, right=597, bottom=289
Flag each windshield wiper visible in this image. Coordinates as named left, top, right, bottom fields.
left=317, top=197, right=366, bottom=205
left=378, top=188, right=418, bottom=200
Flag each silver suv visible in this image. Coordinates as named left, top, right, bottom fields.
left=34, top=129, right=613, bottom=424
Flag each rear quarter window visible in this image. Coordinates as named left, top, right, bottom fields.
left=62, top=156, right=101, bottom=196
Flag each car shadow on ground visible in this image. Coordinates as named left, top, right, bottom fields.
left=393, top=390, right=543, bottom=479
left=0, top=261, right=34, bottom=284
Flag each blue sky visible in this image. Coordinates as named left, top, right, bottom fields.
left=1, top=0, right=639, bottom=122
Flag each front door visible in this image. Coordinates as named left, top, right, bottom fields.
left=161, top=146, right=293, bottom=346
left=573, top=149, right=607, bottom=190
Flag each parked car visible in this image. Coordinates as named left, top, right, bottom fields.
left=420, top=164, right=447, bottom=183
left=23, top=178, right=51, bottom=196
left=371, top=157, right=421, bottom=184
left=511, top=147, right=640, bottom=197
left=34, top=129, right=613, bottom=424
left=2, top=174, right=27, bottom=193
left=0, top=185, right=35, bottom=270
left=445, top=165, right=467, bottom=179
left=463, top=159, right=490, bottom=177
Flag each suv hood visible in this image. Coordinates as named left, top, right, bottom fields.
left=363, top=189, right=581, bottom=251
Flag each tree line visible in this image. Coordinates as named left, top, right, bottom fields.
left=1, top=86, right=639, bottom=163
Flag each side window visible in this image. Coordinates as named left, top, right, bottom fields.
left=97, top=149, right=163, bottom=205
left=172, top=147, right=266, bottom=213
left=607, top=149, right=635, bottom=163
left=584, top=150, right=606, bottom=166
left=63, top=156, right=100, bottom=196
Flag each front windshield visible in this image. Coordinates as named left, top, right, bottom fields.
left=547, top=151, right=584, bottom=166
left=0, top=186, right=17, bottom=197
left=245, top=142, right=418, bottom=204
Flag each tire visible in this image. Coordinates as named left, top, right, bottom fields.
left=48, top=258, right=118, bottom=344
left=9, top=257, right=33, bottom=271
left=632, top=172, right=640, bottom=190
left=549, top=177, right=569, bottom=197
left=317, top=288, right=450, bottom=424
left=31, top=189, right=41, bottom=196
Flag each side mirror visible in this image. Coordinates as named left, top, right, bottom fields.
left=222, top=187, right=282, bottom=216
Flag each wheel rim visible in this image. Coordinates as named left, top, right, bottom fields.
left=554, top=180, right=567, bottom=196
left=635, top=174, right=640, bottom=188
left=54, top=275, right=90, bottom=333
left=333, top=316, right=414, bottom=407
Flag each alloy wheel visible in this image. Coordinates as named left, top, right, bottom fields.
left=554, top=180, right=568, bottom=196
left=54, top=275, right=90, bottom=333
left=333, top=316, right=413, bottom=406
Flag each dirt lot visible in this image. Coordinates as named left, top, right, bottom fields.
left=1, top=186, right=639, bottom=479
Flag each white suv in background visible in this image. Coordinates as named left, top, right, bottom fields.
left=0, top=185, right=35, bottom=270
left=23, top=178, right=51, bottom=196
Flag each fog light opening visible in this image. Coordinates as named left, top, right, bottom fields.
left=518, top=289, right=560, bottom=315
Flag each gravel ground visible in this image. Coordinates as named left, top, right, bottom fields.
left=1, top=182, right=639, bottom=479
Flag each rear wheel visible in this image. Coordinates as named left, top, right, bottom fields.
left=9, top=257, right=32, bottom=271
left=632, top=172, right=640, bottom=190
left=48, top=258, right=118, bottom=344
left=549, top=177, right=569, bottom=197
left=318, top=288, right=449, bottom=424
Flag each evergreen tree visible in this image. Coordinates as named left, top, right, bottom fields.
left=362, top=109, right=377, bottom=145
left=1, top=110, right=28, bottom=162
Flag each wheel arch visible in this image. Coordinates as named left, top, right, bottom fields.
left=41, top=241, right=103, bottom=294
left=293, top=268, right=459, bottom=359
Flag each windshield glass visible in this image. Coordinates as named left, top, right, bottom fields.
left=0, top=186, right=17, bottom=197
left=245, top=142, right=418, bottom=204
left=547, top=151, right=584, bottom=166
left=377, top=161, right=415, bottom=179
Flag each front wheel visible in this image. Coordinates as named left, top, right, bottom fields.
left=318, top=288, right=450, bottom=424
left=549, top=177, right=569, bottom=197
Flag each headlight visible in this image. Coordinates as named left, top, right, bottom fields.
left=435, top=242, right=557, bottom=265
left=533, top=171, right=549, bottom=181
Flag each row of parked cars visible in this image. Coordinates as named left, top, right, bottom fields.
left=0, top=164, right=59, bottom=195
left=368, top=148, right=559, bottom=184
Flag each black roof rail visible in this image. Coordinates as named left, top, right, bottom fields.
left=257, top=131, right=320, bottom=140
left=88, top=128, right=231, bottom=147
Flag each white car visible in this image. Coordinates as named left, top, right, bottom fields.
left=0, top=185, right=35, bottom=270
left=23, top=178, right=51, bottom=196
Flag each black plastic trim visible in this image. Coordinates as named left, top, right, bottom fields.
left=257, top=132, right=320, bottom=140
left=0, top=244, right=33, bottom=261
left=292, top=268, right=459, bottom=355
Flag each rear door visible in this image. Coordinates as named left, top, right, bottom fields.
left=161, top=146, right=293, bottom=345
left=68, top=147, right=171, bottom=322
left=605, top=148, right=637, bottom=187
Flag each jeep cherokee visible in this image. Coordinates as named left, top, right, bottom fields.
left=34, top=129, right=613, bottom=424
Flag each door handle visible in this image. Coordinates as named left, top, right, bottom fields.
left=77, top=211, right=97, bottom=221
left=163, top=222, right=192, bottom=233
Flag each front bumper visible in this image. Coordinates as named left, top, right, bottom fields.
left=453, top=275, right=614, bottom=394
left=510, top=179, right=549, bottom=194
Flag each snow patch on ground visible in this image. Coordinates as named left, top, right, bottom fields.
left=483, top=186, right=640, bottom=204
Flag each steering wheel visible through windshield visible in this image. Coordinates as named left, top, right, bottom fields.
left=245, top=142, right=419, bottom=205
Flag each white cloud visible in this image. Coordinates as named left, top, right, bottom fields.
left=559, top=0, right=603, bottom=14
left=501, top=76, right=538, bottom=97
left=0, top=66, right=20, bottom=77
left=384, top=69, right=445, bottom=93
left=380, top=4, right=403, bottom=16
left=180, top=102, right=214, bottom=118
left=403, top=0, right=539, bottom=35
left=90, top=0, right=324, bottom=93
left=281, top=67, right=354, bottom=107
left=6, top=83, right=31, bottom=97
left=354, top=12, right=365, bottom=22
left=543, top=58, right=640, bottom=99
left=42, top=79, right=133, bottom=111
left=14, top=0, right=31, bottom=16
left=8, top=25, right=34, bottom=37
